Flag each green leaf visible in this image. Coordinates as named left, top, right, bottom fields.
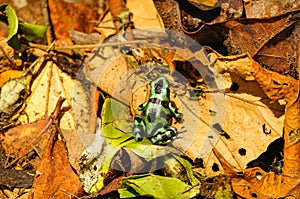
left=0, top=4, right=20, bottom=50
left=119, top=174, right=192, bottom=199
left=4, top=5, right=18, bottom=40
left=19, top=22, right=47, bottom=41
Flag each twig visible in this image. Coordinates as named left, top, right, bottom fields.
left=28, top=40, right=159, bottom=51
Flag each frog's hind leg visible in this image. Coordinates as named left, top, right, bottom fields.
left=133, top=115, right=146, bottom=141
left=151, top=126, right=177, bottom=145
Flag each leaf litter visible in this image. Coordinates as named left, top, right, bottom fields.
left=0, top=0, right=299, bottom=198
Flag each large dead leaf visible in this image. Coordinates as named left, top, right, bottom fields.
left=211, top=51, right=299, bottom=198
left=18, top=60, right=75, bottom=131
left=29, top=127, right=83, bottom=198
left=82, top=29, right=285, bottom=178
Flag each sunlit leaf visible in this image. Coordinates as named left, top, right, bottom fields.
left=19, top=22, right=47, bottom=41
left=0, top=4, right=20, bottom=50
left=119, top=174, right=193, bottom=199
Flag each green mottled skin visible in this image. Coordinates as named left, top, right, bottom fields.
left=133, top=77, right=181, bottom=145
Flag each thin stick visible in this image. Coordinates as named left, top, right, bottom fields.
left=29, top=40, right=159, bottom=51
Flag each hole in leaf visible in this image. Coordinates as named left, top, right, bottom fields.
left=251, top=192, right=258, bottom=198
left=230, top=82, right=239, bottom=91
left=93, top=165, right=98, bottom=171
left=289, top=130, right=295, bottom=137
left=212, top=123, right=223, bottom=132
left=255, top=172, right=262, bottom=180
left=238, top=148, right=246, bottom=156
left=212, top=163, right=219, bottom=172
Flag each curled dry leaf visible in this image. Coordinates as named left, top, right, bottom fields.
left=225, top=10, right=300, bottom=78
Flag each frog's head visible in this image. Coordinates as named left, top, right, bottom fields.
left=150, top=77, right=170, bottom=99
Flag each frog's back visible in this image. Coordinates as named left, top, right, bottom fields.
left=144, top=102, right=171, bottom=136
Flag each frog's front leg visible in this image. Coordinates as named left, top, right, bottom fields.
left=133, top=115, right=146, bottom=141
left=168, top=102, right=182, bottom=122
left=150, top=126, right=177, bottom=145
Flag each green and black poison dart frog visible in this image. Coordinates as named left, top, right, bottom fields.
left=133, top=77, right=182, bottom=145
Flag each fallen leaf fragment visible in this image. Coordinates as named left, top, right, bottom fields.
left=0, top=73, right=32, bottom=131
left=0, top=168, right=34, bottom=188
left=244, top=0, right=300, bottom=18
left=0, top=70, right=23, bottom=87
left=0, top=118, right=50, bottom=166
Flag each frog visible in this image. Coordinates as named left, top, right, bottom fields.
left=133, top=77, right=182, bottom=145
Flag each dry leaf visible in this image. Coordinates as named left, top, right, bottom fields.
left=211, top=51, right=299, bottom=198
left=225, top=11, right=300, bottom=78
left=29, top=128, right=83, bottom=198
left=0, top=70, right=23, bottom=87
left=0, top=118, right=50, bottom=163
left=244, top=0, right=300, bottom=18
left=18, top=60, right=75, bottom=131
left=48, top=0, right=99, bottom=42
left=99, top=0, right=164, bottom=37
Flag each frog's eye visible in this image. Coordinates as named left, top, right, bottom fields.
left=154, top=80, right=163, bottom=94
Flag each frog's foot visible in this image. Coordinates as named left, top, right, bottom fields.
left=133, top=115, right=145, bottom=142
left=151, top=126, right=177, bottom=145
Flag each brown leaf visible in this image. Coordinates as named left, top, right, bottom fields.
left=0, top=168, right=34, bottom=188
left=0, top=118, right=50, bottom=163
left=29, top=129, right=83, bottom=198
left=225, top=11, right=300, bottom=78
left=48, top=0, right=99, bottom=41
